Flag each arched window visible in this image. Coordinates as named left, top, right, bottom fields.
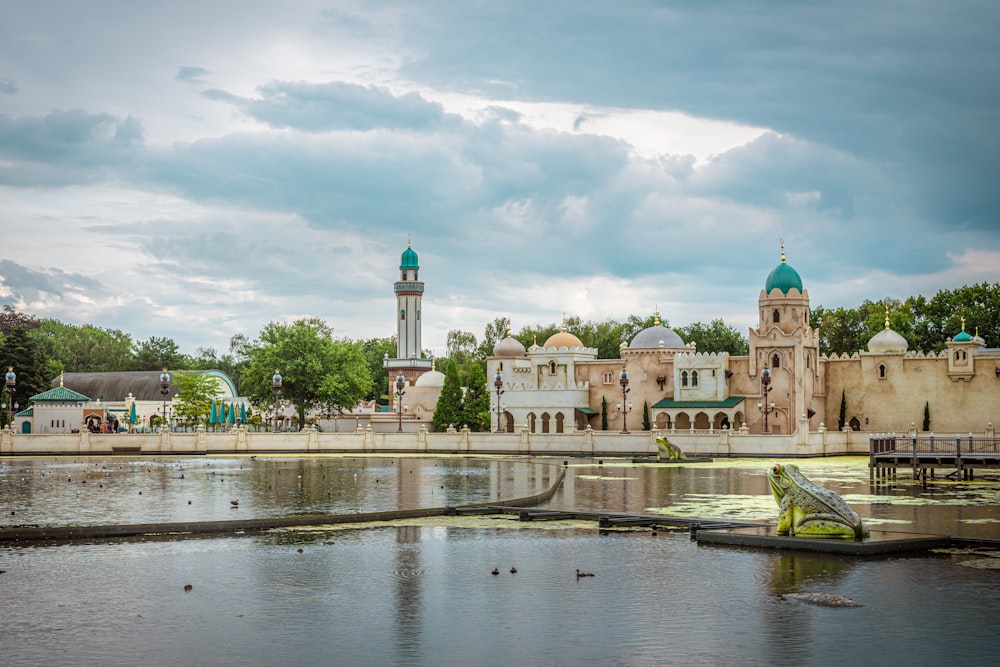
left=773, top=309, right=781, bottom=323
left=555, top=412, right=565, bottom=433
left=549, top=361, right=556, bottom=374
left=772, top=354, right=780, bottom=368
left=878, top=364, right=886, bottom=379
left=691, top=370, right=699, bottom=387
left=498, top=362, right=503, bottom=372
left=400, top=309, right=406, bottom=320
left=417, top=310, right=421, bottom=320
left=681, top=370, right=689, bottom=387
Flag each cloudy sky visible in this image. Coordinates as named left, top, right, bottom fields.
left=2, top=1, right=999, bottom=357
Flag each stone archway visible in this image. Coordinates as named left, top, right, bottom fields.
left=849, top=416, right=861, bottom=431
left=655, top=412, right=669, bottom=429
left=555, top=412, right=565, bottom=433
left=541, top=412, right=551, bottom=434
left=675, top=412, right=691, bottom=430
left=694, top=412, right=710, bottom=430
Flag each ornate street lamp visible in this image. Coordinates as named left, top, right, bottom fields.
left=395, top=373, right=406, bottom=432
left=158, top=368, right=170, bottom=431
left=758, top=368, right=775, bottom=434
left=494, top=371, right=505, bottom=432
left=272, top=370, right=283, bottom=433
left=5, top=367, right=16, bottom=431
left=617, top=368, right=632, bottom=433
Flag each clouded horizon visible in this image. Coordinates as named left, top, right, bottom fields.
left=2, top=1, right=999, bottom=357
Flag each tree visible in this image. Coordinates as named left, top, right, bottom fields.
left=838, top=390, right=847, bottom=431
left=433, top=360, right=464, bottom=431
left=358, top=336, right=397, bottom=403
left=1, top=307, right=51, bottom=415
left=39, top=318, right=135, bottom=372
left=923, top=401, right=930, bottom=432
left=642, top=401, right=651, bottom=431
left=675, top=319, right=749, bottom=355
left=171, top=371, right=224, bottom=428
left=476, top=317, right=510, bottom=361
left=601, top=396, right=608, bottom=431
left=446, top=329, right=479, bottom=380
left=134, top=335, right=186, bottom=371
left=242, top=318, right=372, bottom=430
left=461, top=363, right=491, bottom=431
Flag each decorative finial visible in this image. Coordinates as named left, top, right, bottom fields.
left=780, top=239, right=786, bottom=264
left=60, top=373, right=64, bottom=387
left=407, top=234, right=411, bottom=248
left=961, top=315, right=966, bottom=331
left=507, top=321, right=512, bottom=338
left=654, top=310, right=661, bottom=327
left=431, top=356, right=436, bottom=371
left=561, top=315, right=566, bottom=333
left=884, top=304, right=890, bottom=330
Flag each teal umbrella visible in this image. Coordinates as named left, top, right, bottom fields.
left=209, top=401, right=218, bottom=425
left=222, top=402, right=229, bottom=423
left=228, top=402, right=236, bottom=425
left=239, top=403, right=247, bottom=424
left=128, top=401, right=137, bottom=425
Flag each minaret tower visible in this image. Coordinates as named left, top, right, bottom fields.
left=395, top=239, right=423, bottom=359
left=384, top=240, right=433, bottom=408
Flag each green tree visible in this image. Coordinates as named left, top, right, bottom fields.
left=39, top=319, right=135, bottom=372
left=1, top=307, right=51, bottom=418
left=838, top=390, right=847, bottom=431
left=642, top=400, right=651, bottom=431
left=923, top=401, right=930, bottom=432
left=358, top=336, right=397, bottom=404
left=676, top=319, right=749, bottom=355
left=433, top=360, right=464, bottom=431
left=134, top=335, right=187, bottom=371
left=171, top=371, right=224, bottom=428
left=476, top=317, right=510, bottom=361
left=461, top=363, right=491, bottom=431
left=446, top=329, right=479, bottom=380
left=601, top=396, right=608, bottom=431
left=242, top=318, right=372, bottom=430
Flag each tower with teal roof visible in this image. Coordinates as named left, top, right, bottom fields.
left=748, top=242, right=823, bottom=434
left=384, top=240, right=433, bottom=409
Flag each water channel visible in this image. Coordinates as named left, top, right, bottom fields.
left=2, top=455, right=998, bottom=666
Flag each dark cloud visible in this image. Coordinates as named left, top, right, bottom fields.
left=206, top=81, right=457, bottom=133
left=0, top=259, right=106, bottom=304
left=0, top=109, right=143, bottom=167
left=0, top=77, right=18, bottom=94
left=175, top=66, right=210, bottom=84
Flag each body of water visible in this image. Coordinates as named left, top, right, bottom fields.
left=2, top=455, right=998, bottom=666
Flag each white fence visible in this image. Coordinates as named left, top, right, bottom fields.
left=1, top=424, right=880, bottom=457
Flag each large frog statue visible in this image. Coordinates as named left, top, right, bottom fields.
left=656, top=436, right=685, bottom=461
left=767, top=463, right=869, bottom=540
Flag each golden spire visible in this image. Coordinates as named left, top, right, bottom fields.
left=431, top=356, right=436, bottom=371
left=780, top=238, right=786, bottom=264
left=561, top=316, right=566, bottom=333
left=654, top=311, right=661, bottom=327
left=884, top=304, right=890, bottom=330
left=60, top=373, right=64, bottom=387
left=961, top=315, right=966, bottom=331
left=407, top=234, right=411, bottom=248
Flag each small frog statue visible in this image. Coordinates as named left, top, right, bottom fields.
left=767, top=463, right=869, bottom=540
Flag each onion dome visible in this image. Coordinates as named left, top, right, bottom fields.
left=493, top=325, right=527, bottom=358
left=868, top=307, right=908, bottom=354
left=629, top=313, right=685, bottom=348
left=400, top=240, right=418, bottom=269
left=764, top=243, right=803, bottom=294
left=543, top=321, right=583, bottom=349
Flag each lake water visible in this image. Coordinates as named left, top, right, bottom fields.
left=2, top=455, right=999, bottom=666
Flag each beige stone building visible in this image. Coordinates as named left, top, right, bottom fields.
left=488, top=249, right=1000, bottom=435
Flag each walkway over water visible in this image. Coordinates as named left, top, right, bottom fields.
left=870, top=434, right=1000, bottom=480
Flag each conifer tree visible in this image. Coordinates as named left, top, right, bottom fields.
left=923, top=401, right=930, bottom=432
left=461, top=363, right=491, bottom=431
left=837, top=390, right=847, bottom=431
left=642, top=401, right=651, bottom=431
left=601, top=396, right=608, bottom=430
left=433, top=360, right=464, bottom=431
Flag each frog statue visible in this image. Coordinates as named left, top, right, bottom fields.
left=767, top=463, right=869, bottom=540
left=656, top=436, right=685, bottom=461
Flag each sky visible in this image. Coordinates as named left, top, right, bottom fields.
left=2, top=1, right=999, bottom=358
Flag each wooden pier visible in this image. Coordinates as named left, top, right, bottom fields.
left=870, top=434, right=1000, bottom=481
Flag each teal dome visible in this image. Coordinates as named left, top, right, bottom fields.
left=764, top=258, right=803, bottom=294
left=953, top=330, right=972, bottom=342
left=400, top=243, right=418, bottom=269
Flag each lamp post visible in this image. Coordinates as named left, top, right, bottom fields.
left=617, top=368, right=632, bottom=433
left=494, top=371, right=505, bottom=432
left=758, top=368, right=774, bottom=434
left=272, top=370, right=282, bottom=433
left=5, top=367, right=16, bottom=431
left=158, top=368, right=170, bottom=431
left=395, top=373, right=406, bottom=432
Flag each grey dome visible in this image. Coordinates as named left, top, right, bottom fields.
left=630, top=324, right=685, bottom=349
left=493, top=335, right=527, bottom=358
